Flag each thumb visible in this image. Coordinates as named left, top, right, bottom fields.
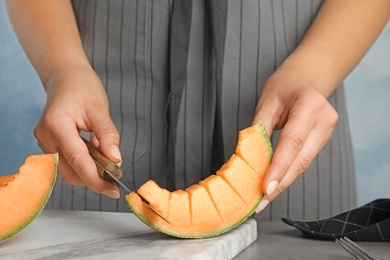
left=252, top=101, right=277, bottom=138
left=89, top=111, right=122, bottom=165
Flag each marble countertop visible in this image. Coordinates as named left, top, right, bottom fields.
left=0, top=210, right=256, bottom=260
left=236, top=220, right=390, bottom=260
left=1, top=210, right=389, bottom=259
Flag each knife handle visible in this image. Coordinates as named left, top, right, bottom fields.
left=81, top=136, right=123, bottom=182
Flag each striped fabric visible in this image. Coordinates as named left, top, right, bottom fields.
left=46, top=0, right=357, bottom=221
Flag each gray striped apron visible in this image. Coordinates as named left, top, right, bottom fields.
left=46, top=0, right=357, bottom=221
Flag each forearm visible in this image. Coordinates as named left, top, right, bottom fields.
left=277, top=0, right=390, bottom=97
left=6, top=0, right=91, bottom=92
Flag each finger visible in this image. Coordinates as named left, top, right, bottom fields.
left=252, top=98, right=280, bottom=137
left=52, top=117, right=120, bottom=198
left=90, top=134, right=100, bottom=147
left=37, top=139, right=85, bottom=185
left=88, top=108, right=122, bottom=165
left=261, top=107, right=317, bottom=195
left=55, top=150, right=86, bottom=185
left=255, top=122, right=335, bottom=213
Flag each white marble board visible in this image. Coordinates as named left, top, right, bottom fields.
left=0, top=210, right=257, bottom=260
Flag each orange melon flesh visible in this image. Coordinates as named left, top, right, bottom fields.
left=137, top=180, right=170, bottom=221
left=186, top=184, right=222, bottom=232
left=126, top=122, right=272, bottom=238
left=199, top=175, right=246, bottom=223
left=235, top=122, right=272, bottom=176
left=169, top=190, right=191, bottom=227
left=0, top=154, right=58, bottom=243
left=127, top=192, right=170, bottom=230
left=216, top=154, right=262, bottom=204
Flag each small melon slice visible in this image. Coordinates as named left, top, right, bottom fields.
left=137, top=180, right=170, bottom=221
left=200, top=175, right=246, bottom=223
left=186, top=184, right=222, bottom=231
left=216, top=154, right=263, bottom=204
left=0, top=154, right=58, bottom=243
left=126, top=122, right=272, bottom=238
left=235, top=122, right=272, bottom=175
left=169, top=190, right=191, bottom=228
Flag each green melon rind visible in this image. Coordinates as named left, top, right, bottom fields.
left=256, top=121, right=273, bottom=161
left=126, top=193, right=263, bottom=239
left=0, top=153, right=58, bottom=243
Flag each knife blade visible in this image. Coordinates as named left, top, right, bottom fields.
left=81, top=137, right=171, bottom=224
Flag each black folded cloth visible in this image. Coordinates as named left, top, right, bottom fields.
left=282, top=199, right=390, bottom=242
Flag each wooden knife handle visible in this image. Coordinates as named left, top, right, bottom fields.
left=81, top=137, right=123, bottom=182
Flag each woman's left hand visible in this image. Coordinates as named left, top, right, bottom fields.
left=252, top=67, right=339, bottom=213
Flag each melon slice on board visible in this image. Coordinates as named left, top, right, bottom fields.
left=126, top=122, right=272, bottom=238
left=0, top=154, right=58, bottom=243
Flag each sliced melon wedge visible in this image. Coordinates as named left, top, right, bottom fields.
left=200, top=175, right=247, bottom=223
left=169, top=190, right=191, bottom=227
left=235, top=122, right=272, bottom=175
left=217, top=154, right=263, bottom=204
left=126, top=122, right=272, bottom=238
left=0, top=154, right=58, bottom=243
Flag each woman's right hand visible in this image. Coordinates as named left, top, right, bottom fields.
left=6, top=1, right=122, bottom=198
left=34, top=67, right=122, bottom=199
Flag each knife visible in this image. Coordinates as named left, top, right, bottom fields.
left=81, top=136, right=171, bottom=224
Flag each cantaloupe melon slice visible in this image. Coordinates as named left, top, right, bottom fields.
left=137, top=180, right=170, bottom=221
left=200, top=175, right=247, bottom=223
left=169, top=190, right=191, bottom=227
left=216, top=154, right=263, bottom=204
left=186, top=184, right=223, bottom=234
left=235, top=122, right=272, bottom=175
left=126, top=122, right=272, bottom=238
left=0, top=154, right=58, bottom=243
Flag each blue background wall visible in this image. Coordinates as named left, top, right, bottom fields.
left=1, top=1, right=389, bottom=207
left=344, top=20, right=390, bottom=205
left=0, top=2, right=46, bottom=175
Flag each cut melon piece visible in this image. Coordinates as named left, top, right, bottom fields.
left=0, top=154, right=58, bottom=243
left=186, top=184, right=223, bottom=233
left=126, top=122, right=272, bottom=238
left=216, top=154, right=263, bottom=204
left=169, top=190, right=191, bottom=227
left=235, top=122, right=272, bottom=175
left=137, top=180, right=170, bottom=221
left=200, top=175, right=246, bottom=223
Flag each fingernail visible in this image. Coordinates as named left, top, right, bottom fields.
left=111, top=145, right=122, bottom=161
left=103, top=189, right=120, bottom=199
left=266, top=180, right=278, bottom=196
left=255, top=199, right=269, bottom=214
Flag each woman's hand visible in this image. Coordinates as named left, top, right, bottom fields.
left=252, top=68, right=339, bottom=213
left=34, top=67, right=122, bottom=199
left=6, top=0, right=125, bottom=199
left=252, top=0, right=390, bottom=213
